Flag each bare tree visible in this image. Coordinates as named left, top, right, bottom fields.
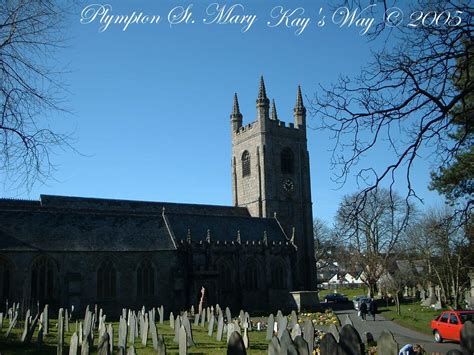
left=314, top=217, right=333, bottom=268
left=335, top=188, right=410, bottom=296
left=1, top=0, right=72, bottom=190
left=310, top=0, right=473, bottom=222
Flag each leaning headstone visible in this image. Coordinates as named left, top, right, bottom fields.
left=208, top=315, right=215, bottom=336
left=319, top=333, right=340, bottom=355
left=216, top=315, right=224, bottom=341
left=293, top=335, right=310, bottom=355
left=21, top=311, right=31, bottom=342
left=179, top=325, right=187, bottom=355
left=339, top=324, right=363, bottom=355
left=268, top=336, right=281, bottom=355
left=377, top=330, right=399, bottom=355
left=460, top=320, right=474, bottom=354
left=182, top=314, right=195, bottom=346
left=5, top=310, right=17, bottom=337
left=328, top=323, right=340, bottom=342
left=69, top=332, right=79, bottom=355
left=280, top=329, right=298, bottom=354
left=227, top=331, right=247, bottom=355
left=266, top=314, right=275, bottom=341
left=156, top=334, right=167, bottom=355
left=25, top=313, right=39, bottom=343
left=302, top=319, right=314, bottom=351
left=170, top=312, right=175, bottom=329
left=97, top=332, right=111, bottom=355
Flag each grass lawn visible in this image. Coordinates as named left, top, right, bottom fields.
left=379, top=302, right=445, bottom=336
left=318, top=287, right=368, bottom=300
left=0, top=320, right=269, bottom=354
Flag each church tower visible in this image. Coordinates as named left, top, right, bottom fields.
left=230, top=77, right=316, bottom=291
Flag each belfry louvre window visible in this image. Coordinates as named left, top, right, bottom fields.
left=281, top=148, right=294, bottom=174
left=242, top=151, right=251, bottom=177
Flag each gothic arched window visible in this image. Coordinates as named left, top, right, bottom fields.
left=244, top=261, right=258, bottom=290
left=0, top=257, right=11, bottom=303
left=242, top=151, right=251, bottom=177
left=97, top=261, right=116, bottom=299
left=218, top=262, right=233, bottom=292
left=137, top=260, right=155, bottom=297
left=281, top=148, right=294, bottom=174
left=31, top=256, right=56, bottom=303
left=271, top=261, right=287, bottom=289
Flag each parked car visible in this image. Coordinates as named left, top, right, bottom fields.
left=353, top=296, right=371, bottom=311
left=430, top=310, right=474, bottom=342
left=324, top=293, right=349, bottom=303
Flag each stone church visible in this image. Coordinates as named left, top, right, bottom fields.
left=0, top=78, right=315, bottom=316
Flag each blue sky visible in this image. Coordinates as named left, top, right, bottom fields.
left=1, top=0, right=445, bottom=224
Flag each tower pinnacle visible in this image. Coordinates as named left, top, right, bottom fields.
left=270, top=99, right=278, bottom=120
left=256, top=76, right=270, bottom=121
left=230, top=93, right=243, bottom=132
left=294, top=85, right=306, bottom=129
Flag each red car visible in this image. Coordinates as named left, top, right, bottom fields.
left=430, top=310, right=474, bottom=342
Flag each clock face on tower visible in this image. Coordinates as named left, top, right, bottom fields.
left=282, top=178, right=294, bottom=192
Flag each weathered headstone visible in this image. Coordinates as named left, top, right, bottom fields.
left=25, top=313, right=39, bottom=343
left=179, top=325, right=187, bottom=355
left=107, top=323, right=113, bottom=354
left=157, top=334, right=167, bottom=355
left=170, top=312, right=175, bottom=329
left=268, top=336, right=281, bottom=355
left=280, top=329, right=299, bottom=354
left=227, top=331, right=247, bottom=355
left=242, top=321, right=249, bottom=349
left=227, top=323, right=235, bottom=343
left=225, top=307, right=232, bottom=323
left=208, top=315, right=215, bottom=336
left=293, top=335, right=310, bottom=355
left=194, top=313, right=200, bottom=326
left=81, top=340, right=90, bottom=355
left=289, top=310, right=297, bottom=328
left=126, top=345, right=135, bottom=355
left=21, top=311, right=31, bottom=342
left=57, top=308, right=64, bottom=355
left=302, top=319, right=314, bottom=351
left=342, top=314, right=353, bottom=326
left=5, top=310, right=17, bottom=338
left=291, top=323, right=302, bottom=340
left=159, top=305, right=164, bottom=324
left=118, top=315, right=128, bottom=353
left=44, top=304, right=49, bottom=335
left=319, top=333, right=340, bottom=355
left=150, top=319, right=158, bottom=350
left=65, top=309, right=70, bottom=332
left=244, top=312, right=251, bottom=331
left=182, top=314, right=195, bottom=346
left=277, top=316, right=288, bottom=339
left=68, top=332, right=79, bottom=355
left=328, top=323, right=340, bottom=342
left=97, top=332, right=111, bottom=355
left=339, top=324, right=363, bottom=355
left=216, top=315, right=224, bottom=341
left=200, top=309, right=206, bottom=327
left=266, top=314, right=275, bottom=341
left=174, top=316, right=181, bottom=343
left=377, top=330, right=399, bottom=355
left=141, top=318, right=149, bottom=346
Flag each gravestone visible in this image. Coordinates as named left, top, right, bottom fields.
left=65, top=309, right=70, bottom=332
left=182, top=314, right=195, bottom=346
left=44, top=304, right=49, bottom=335
left=150, top=319, right=158, bottom=350
left=141, top=318, right=149, bottom=346
left=227, top=331, right=247, bottom=355
left=25, top=313, right=39, bottom=343
left=276, top=310, right=283, bottom=322
left=5, top=310, right=17, bottom=337
left=200, top=308, right=205, bottom=326
left=191, top=305, right=195, bottom=316
left=291, top=323, right=301, bottom=340
left=157, top=334, right=167, bottom=355
left=194, top=313, right=200, bottom=327
left=225, top=307, right=232, bottom=323
left=216, top=315, right=224, bottom=341
left=159, top=305, right=164, bottom=324
left=79, top=322, right=83, bottom=344
left=129, top=313, right=136, bottom=343
left=170, top=312, right=175, bottom=329
left=174, top=316, right=181, bottom=342
left=328, top=323, right=340, bottom=342
left=268, top=336, right=281, bottom=355
left=460, top=320, right=474, bottom=354
left=280, top=329, right=299, bottom=354
left=266, top=314, right=275, bottom=341
left=127, top=345, right=135, bottom=355
left=227, top=323, right=235, bottom=343
left=118, top=315, right=128, bottom=353
left=57, top=308, right=64, bottom=355
left=233, top=320, right=241, bottom=334
left=97, top=332, right=111, bottom=355
left=81, top=340, right=90, bottom=355
left=0, top=312, right=2, bottom=330
left=290, top=310, right=298, bottom=328
left=21, top=311, right=31, bottom=342
left=179, top=325, right=187, bottom=355
left=377, top=330, right=399, bottom=355
left=342, top=314, right=353, bottom=326
left=37, top=324, right=44, bottom=346
left=244, top=312, right=251, bottom=331
left=302, top=319, right=314, bottom=351
left=208, top=315, right=215, bottom=336
left=69, top=332, right=79, bottom=355
left=319, top=333, right=340, bottom=355
left=242, top=321, right=249, bottom=349
left=293, top=335, right=310, bottom=355
left=339, top=324, right=364, bottom=355
left=277, top=316, right=288, bottom=339
left=107, top=323, right=113, bottom=354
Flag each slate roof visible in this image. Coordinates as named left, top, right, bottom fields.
left=165, top=213, right=288, bottom=242
left=0, top=195, right=288, bottom=252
